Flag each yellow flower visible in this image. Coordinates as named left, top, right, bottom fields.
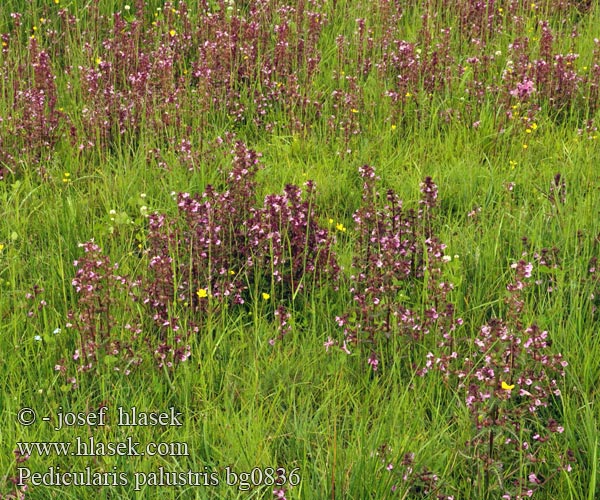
left=169, top=29, right=176, bottom=37
left=522, top=144, right=528, bottom=149
left=350, top=108, right=359, bottom=114
left=525, top=128, right=532, bottom=134
left=0, top=244, right=4, bottom=252
left=509, top=160, right=517, bottom=169
left=262, top=292, right=270, bottom=300
left=229, top=270, right=235, bottom=275
left=197, top=288, right=208, bottom=298
left=336, top=223, right=347, bottom=232
left=95, top=57, right=102, bottom=65
left=328, top=218, right=334, bottom=225
left=531, top=123, right=538, bottom=130
left=501, top=381, right=515, bottom=391
left=405, top=92, right=412, bottom=98
left=391, top=124, right=397, bottom=131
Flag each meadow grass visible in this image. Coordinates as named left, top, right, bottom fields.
left=1, top=1, right=600, bottom=498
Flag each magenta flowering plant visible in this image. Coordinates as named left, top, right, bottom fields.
left=0, top=38, right=65, bottom=178
left=330, top=166, right=460, bottom=373
left=59, top=240, right=148, bottom=386
left=451, top=257, right=571, bottom=499
left=142, top=140, right=339, bottom=344
left=61, top=141, right=340, bottom=382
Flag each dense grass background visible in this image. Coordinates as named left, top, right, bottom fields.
left=1, top=0, right=600, bottom=498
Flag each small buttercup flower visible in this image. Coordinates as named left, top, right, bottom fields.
left=197, top=288, right=208, bottom=298
left=262, top=292, right=270, bottom=300
left=501, top=381, right=515, bottom=390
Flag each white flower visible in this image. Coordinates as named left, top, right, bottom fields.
left=34, top=335, right=42, bottom=341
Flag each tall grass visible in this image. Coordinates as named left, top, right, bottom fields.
left=1, top=1, right=599, bottom=498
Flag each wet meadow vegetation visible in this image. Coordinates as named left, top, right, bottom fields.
left=1, top=0, right=600, bottom=498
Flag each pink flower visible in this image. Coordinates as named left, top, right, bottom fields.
left=324, top=337, right=335, bottom=352
left=510, top=79, right=535, bottom=99
left=368, top=353, right=379, bottom=371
